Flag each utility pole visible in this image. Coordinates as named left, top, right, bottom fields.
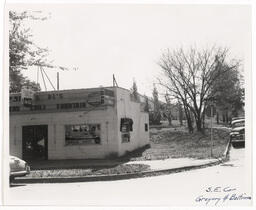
left=206, top=97, right=215, bottom=158
left=113, top=74, right=118, bottom=87
left=57, top=72, right=59, bottom=90
left=210, top=103, right=213, bottom=157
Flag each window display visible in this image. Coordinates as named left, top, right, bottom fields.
left=120, top=118, right=133, bottom=143
left=65, top=124, right=101, bottom=145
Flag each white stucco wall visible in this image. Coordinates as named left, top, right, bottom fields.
left=9, top=87, right=149, bottom=160
left=115, top=88, right=150, bottom=156
left=9, top=106, right=118, bottom=159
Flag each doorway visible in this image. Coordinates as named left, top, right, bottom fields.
left=22, top=125, right=48, bottom=160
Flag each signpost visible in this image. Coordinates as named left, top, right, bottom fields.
left=210, top=104, right=214, bottom=157
left=205, top=97, right=216, bottom=157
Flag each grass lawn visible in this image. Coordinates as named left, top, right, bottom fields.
left=126, top=127, right=230, bottom=161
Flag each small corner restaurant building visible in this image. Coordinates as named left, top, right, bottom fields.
left=9, top=86, right=149, bottom=160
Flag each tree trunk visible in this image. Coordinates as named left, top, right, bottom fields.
left=178, top=104, right=183, bottom=126
left=225, top=111, right=229, bottom=125
left=167, top=115, right=172, bottom=126
left=184, top=107, right=193, bottom=133
left=202, top=111, right=205, bottom=130
left=187, top=116, right=193, bottom=133
left=179, top=117, right=183, bottom=126
left=195, top=116, right=203, bottom=132
left=222, top=114, right=226, bottom=123
left=216, top=112, right=219, bottom=124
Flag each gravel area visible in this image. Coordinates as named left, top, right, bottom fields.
left=26, top=164, right=150, bottom=178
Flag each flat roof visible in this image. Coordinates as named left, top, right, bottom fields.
left=10, top=86, right=131, bottom=95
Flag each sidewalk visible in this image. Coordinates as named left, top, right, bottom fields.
left=13, top=155, right=229, bottom=184
left=27, top=156, right=219, bottom=171
left=126, top=157, right=220, bottom=171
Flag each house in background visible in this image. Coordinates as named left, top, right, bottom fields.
left=9, top=86, right=149, bottom=160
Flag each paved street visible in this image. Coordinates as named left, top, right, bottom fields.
left=5, top=146, right=251, bottom=206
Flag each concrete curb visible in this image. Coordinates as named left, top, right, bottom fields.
left=223, top=137, right=232, bottom=160
left=13, top=140, right=232, bottom=184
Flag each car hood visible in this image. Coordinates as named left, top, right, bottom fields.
left=10, top=156, right=27, bottom=171
left=10, top=155, right=25, bottom=163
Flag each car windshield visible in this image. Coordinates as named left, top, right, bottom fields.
left=232, top=121, right=245, bottom=128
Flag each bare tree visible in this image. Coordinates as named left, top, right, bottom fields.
left=158, top=46, right=239, bottom=132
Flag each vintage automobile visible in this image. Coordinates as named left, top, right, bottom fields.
left=231, top=116, right=244, bottom=122
left=230, top=119, right=245, bottom=147
left=9, top=155, right=30, bottom=182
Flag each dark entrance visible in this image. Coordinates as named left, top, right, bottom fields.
left=22, top=125, right=48, bottom=160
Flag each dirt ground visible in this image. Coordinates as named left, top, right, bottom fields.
left=128, top=126, right=230, bottom=161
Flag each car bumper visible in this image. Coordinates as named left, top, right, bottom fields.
left=10, top=166, right=30, bottom=178
left=230, top=134, right=244, bottom=141
left=231, top=139, right=245, bottom=143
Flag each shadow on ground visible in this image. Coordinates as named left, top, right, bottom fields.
left=27, top=145, right=151, bottom=171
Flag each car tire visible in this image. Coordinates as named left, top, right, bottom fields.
left=9, top=176, right=14, bottom=183
left=232, top=142, right=237, bottom=148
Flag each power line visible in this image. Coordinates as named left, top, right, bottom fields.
left=37, top=66, right=39, bottom=85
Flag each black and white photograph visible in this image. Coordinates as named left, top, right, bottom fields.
left=1, top=0, right=254, bottom=208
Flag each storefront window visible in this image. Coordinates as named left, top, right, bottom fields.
left=120, top=118, right=133, bottom=132
left=120, top=118, right=133, bottom=143
left=65, top=124, right=101, bottom=145
left=121, top=133, right=130, bottom=143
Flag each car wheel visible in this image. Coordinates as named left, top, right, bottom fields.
left=9, top=176, right=14, bottom=183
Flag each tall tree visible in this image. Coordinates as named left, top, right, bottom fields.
left=9, top=11, right=47, bottom=92
left=9, top=11, right=70, bottom=93
left=130, top=79, right=140, bottom=102
left=151, top=85, right=161, bottom=125
left=144, top=95, right=150, bottom=112
left=210, top=64, right=244, bottom=123
left=158, top=46, right=240, bottom=132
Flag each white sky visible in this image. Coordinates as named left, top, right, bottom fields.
left=9, top=4, right=251, bottom=98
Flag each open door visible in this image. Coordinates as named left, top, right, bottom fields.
left=22, top=125, right=48, bottom=160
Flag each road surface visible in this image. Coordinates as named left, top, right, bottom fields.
left=4, top=146, right=252, bottom=206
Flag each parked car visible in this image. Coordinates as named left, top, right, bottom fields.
left=230, top=119, right=245, bottom=147
left=9, top=155, right=30, bottom=182
left=231, top=116, right=244, bottom=123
